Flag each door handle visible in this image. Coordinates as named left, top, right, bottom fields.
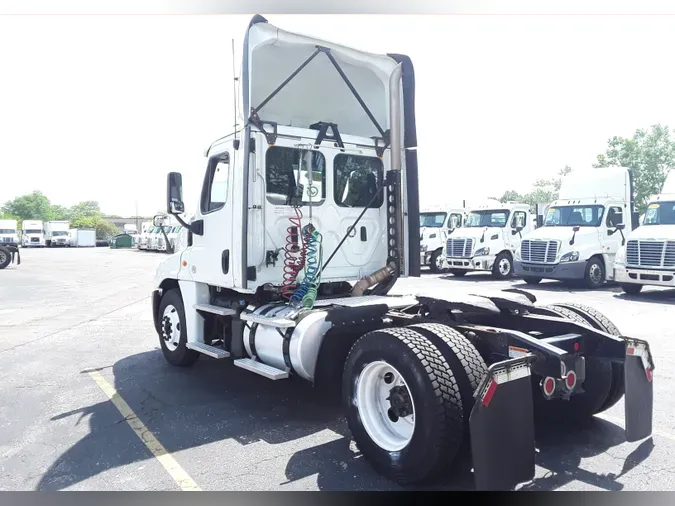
left=360, top=227, right=367, bottom=241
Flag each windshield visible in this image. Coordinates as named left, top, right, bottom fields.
left=420, top=212, right=447, bottom=227
left=465, top=210, right=509, bottom=228
left=25, top=229, right=42, bottom=234
left=0, top=229, right=16, bottom=234
left=544, top=205, right=605, bottom=227
left=644, top=201, right=675, bottom=225
left=52, top=231, right=68, bottom=236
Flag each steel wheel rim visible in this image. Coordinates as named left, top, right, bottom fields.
left=589, top=263, right=603, bottom=284
left=355, top=360, right=416, bottom=451
left=499, top=257, right=511, bottom=275
left=0, top=250, right=6, bottom=265
left=161, top=304, right=181, bottom=351
left=435, top=254, right=445, bottom=270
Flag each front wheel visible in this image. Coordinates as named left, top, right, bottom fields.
left=0, top=247, right=11, bottom=269
left=621, top=283, right=642, bottom=295
left=583, top=257, right=605, bottom=288
left=429, top=250, right=448, bottom=274
left=492, top=252, right=513, bottom=279
left=157, top=288, right=200, bottom=367
left=342, top=327, right=464, bottom=485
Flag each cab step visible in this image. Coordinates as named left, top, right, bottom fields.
left=240, top=313, right=296, bottom=328
left=193, top=303, right=237, bottom=316
left=234, top=358, right=289, bottom=380
left=186, top=342, right=230, bottom=359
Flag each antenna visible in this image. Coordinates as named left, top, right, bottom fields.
left=232, top=38, right=239, bottom=146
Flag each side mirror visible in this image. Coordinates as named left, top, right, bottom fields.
left=153, top=215, right=165, bottom=228
left=167, top=172, right=185, bottom=214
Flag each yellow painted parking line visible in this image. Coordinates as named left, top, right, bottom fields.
left=87, top=370, right=202, bottom=491
left=597, top=413, right=675, bottom=443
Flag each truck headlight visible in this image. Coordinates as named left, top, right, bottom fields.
left=560, top=251, right=580, bottom=263
left=615, top=247, right=626, bottom=266
left=474, top=247, right=490, bottom=256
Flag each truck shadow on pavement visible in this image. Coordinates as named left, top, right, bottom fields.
left=38, top=350, right=650, bottom=491
left=613, top=289, right=675, bottom=306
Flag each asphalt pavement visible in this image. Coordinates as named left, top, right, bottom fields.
left=1, top=247, right=674, bottom=491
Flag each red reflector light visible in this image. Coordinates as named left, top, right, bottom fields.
left=566, top=371, right=577, bottom=389
left=543, top=377, right=555, bottom=396
left=627, top=347, right=635, bottom=355
left=573, top=342, right=580, bottom=352
left=481, top=379, right=498, bottom=407
left=646, top=367, right=653, bottom=382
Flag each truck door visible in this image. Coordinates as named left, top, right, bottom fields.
left=603, top=205, right=625, bottom=269
left=508, top=210, right=528, bottom=253
left=186, top=145, right=235, bottom=288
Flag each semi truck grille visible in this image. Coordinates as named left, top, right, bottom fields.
left=30, top=237, right=39, bottom=243
left=446, top=238, right=473, bottom=258
left=520, top=239, right=559, bottom=264
left=627, top=240, right=675, bottom=268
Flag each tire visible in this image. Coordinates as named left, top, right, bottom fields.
left=0, top=247, right=11, bottom=269
left=342, top=327, right=464, bottom=485
left=621, top=283, right=642, bottom=295
left=157, top=288, right=200, bottom=367
left=534, top=305, right=613, bottom=422
left=550, top=302, right=624, bottom=413
left=492, top=251, right=513, bottom=279
left=450, top=269, right=467, bottom=277
left=523, top=277, right=542, bottom=285
left=406, top=323, right=488, bottom=440
left=583, top=256, right=605, bottom=289
left=429, top=249, right=447, bottom=274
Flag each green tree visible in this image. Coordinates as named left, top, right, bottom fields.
left=495, top=166, right=572, bottom=206
left=69, top=200, right=102, bottom=220
left=1, top=191, right=53, bottom=221
left=594, top=124, right=675, bottom=212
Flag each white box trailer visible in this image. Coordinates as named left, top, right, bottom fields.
left=0, top=219, right=19, bottom=247
left=68, top=228, right=96, bottom=247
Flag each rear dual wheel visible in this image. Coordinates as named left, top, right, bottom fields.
left=342, top=325, right=487, bottom=485
left=534, top=303, right=624, bottom=422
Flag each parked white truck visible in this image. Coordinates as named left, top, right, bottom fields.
left=420, top=207, right=465, bottom=273
left=442, top=201, right=533, bottom=279
left=148, top=15, right=654, bottom=491
left=45, top=220, right=71, bottom=247
left=21, top=220, right=45, bottom=247
left=0, top=219, right=19, bottom=247
left=614, top=170, right=675, bottom=294
left=514, top=166, right=636, bottom=288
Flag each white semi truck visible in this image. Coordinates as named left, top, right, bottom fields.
left=0, top=219, right=19, bottom=247
left=45, top=220, right=71, bottom=247
left=21, top=220, right=45, bottom=247
left=419, top=207, right=466, bottom=273
left=149, top=15, right=654, bottom=491
left=514, top=166, right=636, bottom=288
left=441, top=201, right=533, bottom=279
left=614, top=170, right=675, bottom=294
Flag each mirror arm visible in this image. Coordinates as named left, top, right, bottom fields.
left=169, top=210, right=203, bottom=236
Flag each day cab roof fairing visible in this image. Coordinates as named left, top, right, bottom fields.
left=239, top=15, right=420, bottom=287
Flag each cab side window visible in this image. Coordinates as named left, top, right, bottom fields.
left=606, top=206, right=624, bottom=227
left=201, top=154, right=230, bottom=213
left=334, top=154, right=383, bottom=208
left=265, top=147, right=326, bottom=206
left=511, top=211, right=526, bottom=228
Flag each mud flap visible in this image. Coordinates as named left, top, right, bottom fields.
left=624, top=338, right=654, bottom=442
left=469, top=355, right=536, bottom=490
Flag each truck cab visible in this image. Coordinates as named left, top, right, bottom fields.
left=21, top=220, right=45, bottom=247
left=420, top=207, right=465, bottom=273
left=514, top=166, right=635, bottom=288
left=0, top=219, right=19, bottom=247
left=442, top=201, right=532, bottom=279
left=614, top=170, right=675, bottom=294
